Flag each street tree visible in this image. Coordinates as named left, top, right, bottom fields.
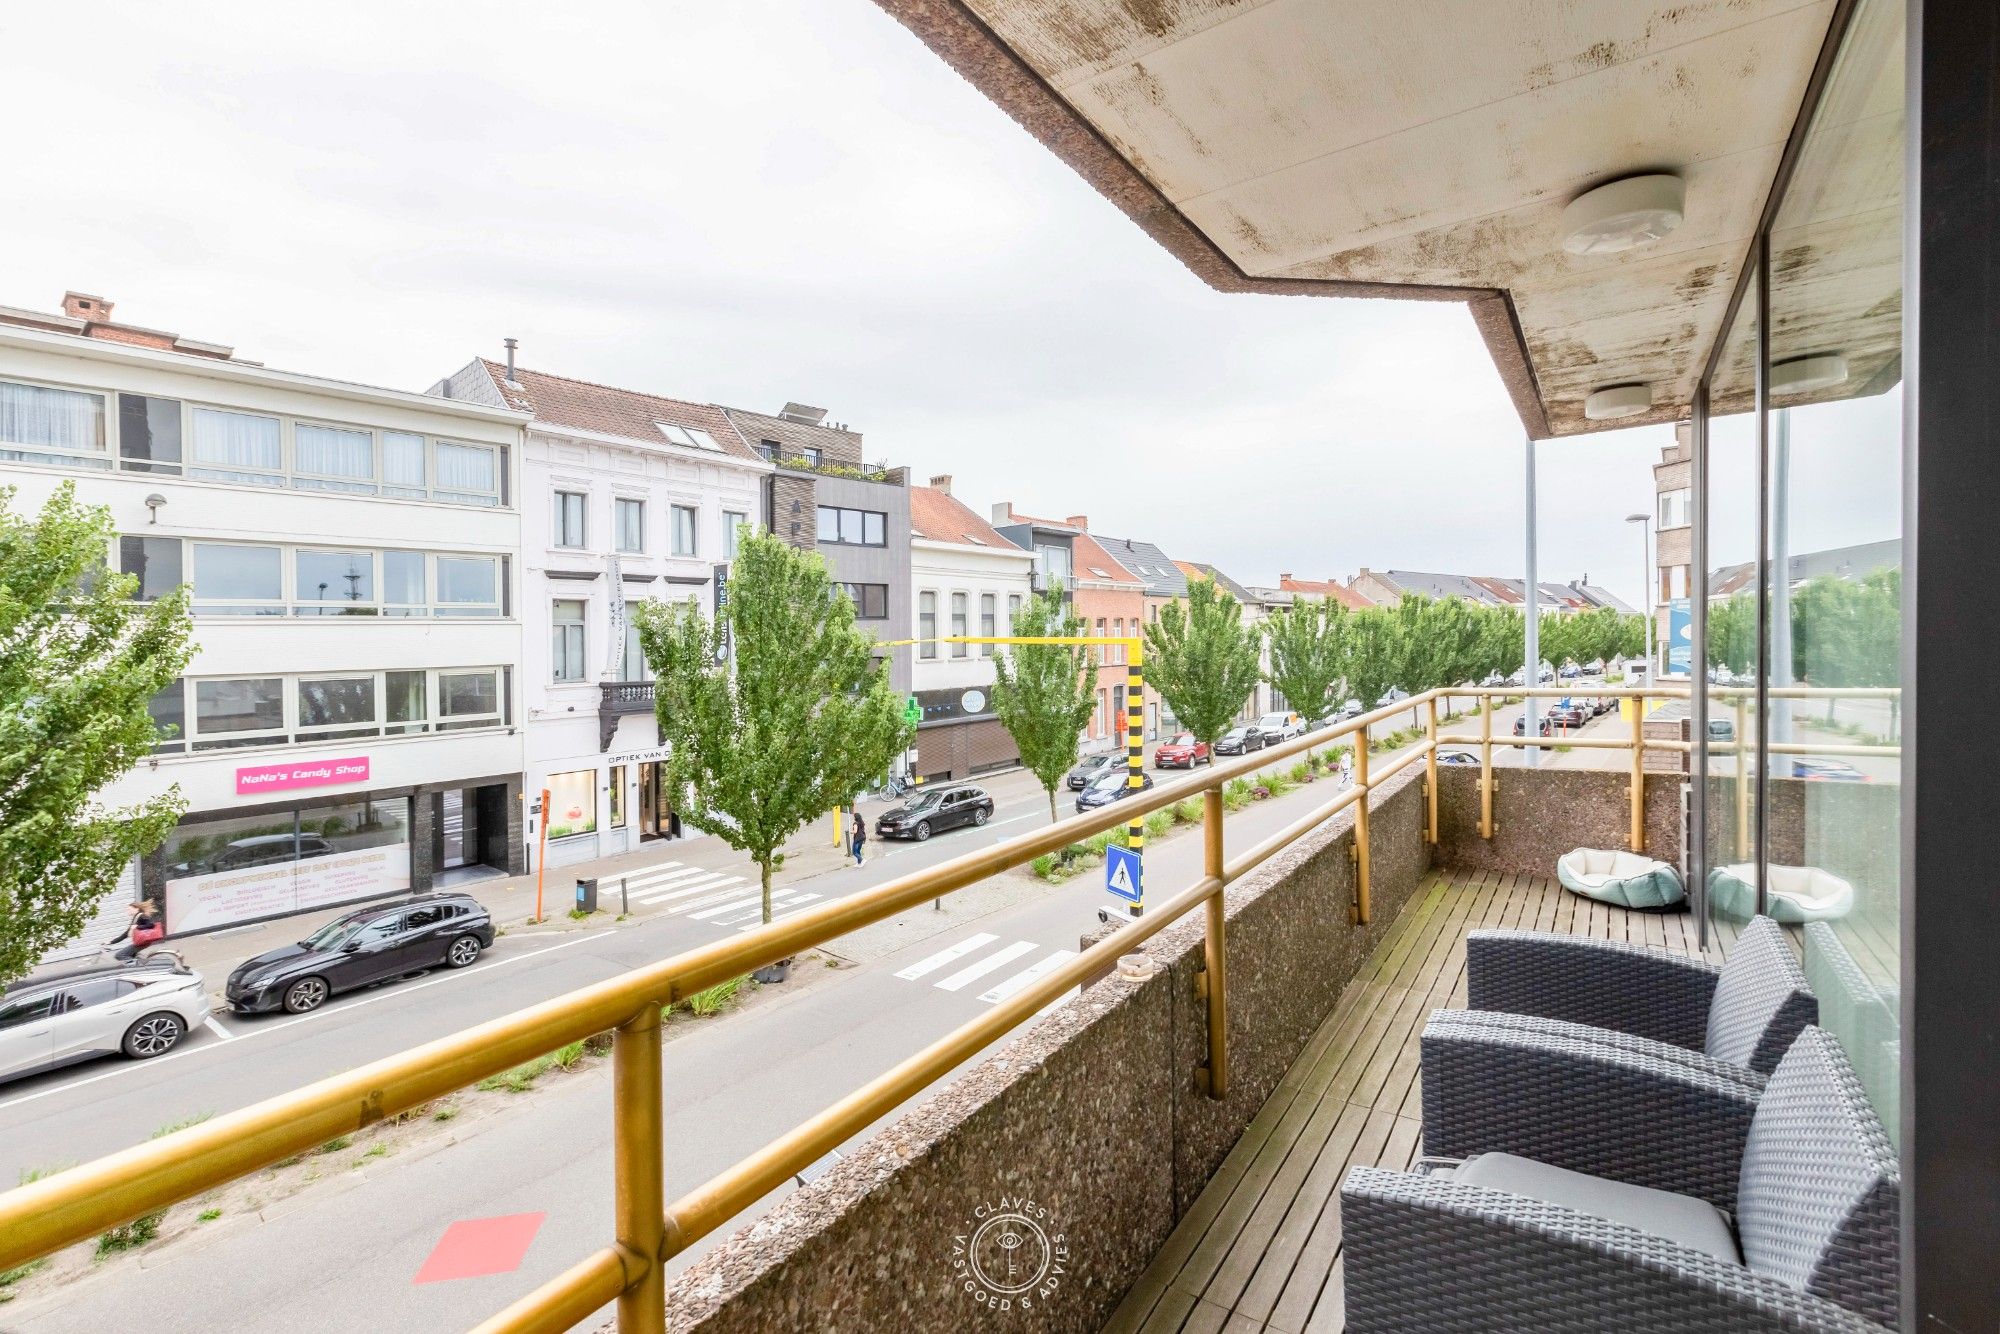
left=1708, top=593, right=1757, bottom=677
left=1393, top=594, right=1484, bottom=721
left=993, top=588, right=1099, bottom=822
left=1265, top=596, right=1347, bottom=729
left=636, top=531, right=912, bottom=932
left=1334, top=605, right=1403, bottom=720
left=1143, top=575, right=1264, bottom=757
left=1, top=483, right=193, bottom=984
left=1477, top=606, right=1525, bottom=684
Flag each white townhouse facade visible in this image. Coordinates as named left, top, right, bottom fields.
left=430, top=355, right=769, bottom=868
left=907, top=478, right=1033, bottom=781
left=0, top=293, right=529, bottom=941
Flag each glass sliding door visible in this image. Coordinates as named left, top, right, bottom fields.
left=1762, top=0, right=1905, bottom=1143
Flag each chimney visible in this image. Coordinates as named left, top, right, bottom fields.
left=990, top=501, right=1012, bottom=524
left=503, top=337, right=520, bottom=384
left=63, top=292, right=112, bottom=323
left=1065, top=514, right=1088, bottom=531
left=1279, top=572, right=1293, bottom=583
left=929, top=474, right=952, bottom=496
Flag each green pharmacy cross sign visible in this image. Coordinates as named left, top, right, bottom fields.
left=904, top=696, right=923, bottom=726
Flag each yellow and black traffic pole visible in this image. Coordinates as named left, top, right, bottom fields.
left=1123, top=639, right=1146, bottom=916
left=881, top=632, right=1146, bottom=915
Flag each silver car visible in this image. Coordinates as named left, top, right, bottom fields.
left=0, top=959, right=210, bottom=1083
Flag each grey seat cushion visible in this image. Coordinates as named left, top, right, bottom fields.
left=1453, top=1152, right=1741, bottom=1266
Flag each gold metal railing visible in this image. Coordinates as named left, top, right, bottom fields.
left=0, top=681, right=1901, bottom=1331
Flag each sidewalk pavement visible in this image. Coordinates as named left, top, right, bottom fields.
left=147, top=766, right=1050, bottom=985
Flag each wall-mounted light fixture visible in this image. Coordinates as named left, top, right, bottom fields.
left=144, top=493, right=167, bottom=525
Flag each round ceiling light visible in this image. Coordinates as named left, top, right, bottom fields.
left=1770, top=352, right=1849, bottom=395
left=1584, top=383, right=1654, bottom=421
left=1561, top=174, right=1686, bottom=256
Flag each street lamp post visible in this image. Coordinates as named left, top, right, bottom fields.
left=1626, top=512, right=1652, bottom=684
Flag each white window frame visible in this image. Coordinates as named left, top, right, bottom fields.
left=918, top=591, right=938, bottom=659
left=151, top=666, right=507, bottom=754
left=615, top=496, right=646, bottom=554
left=554, top=490, right=589, bottom=549
left=135, top=538, right=502, bottom=620
left=551, top=599, right=589, bottom=683
left=723, top=510, right=749, bottom=559
left=0, top=375, right=110, bottom=469
left=951, top=592, right=969, bottom=657
left=670, top=504, right=698, bottom=557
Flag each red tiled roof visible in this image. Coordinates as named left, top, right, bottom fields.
left=476, top=360, right=763, bottom=465
left=910, top=486, right=1020, bottom=550
left=1279, top=574, right=1370, bottom=610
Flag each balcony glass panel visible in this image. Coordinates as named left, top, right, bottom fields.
left=1760, top=0, right=1905, bottom=1143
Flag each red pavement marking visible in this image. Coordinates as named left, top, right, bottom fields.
left=413, top=1212, right=547, bottom=1284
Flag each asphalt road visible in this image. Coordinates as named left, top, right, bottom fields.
left=0, top=743, right=1373, bottom=1333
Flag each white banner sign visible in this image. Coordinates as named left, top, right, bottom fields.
left=164, top=843, right=412, bottom=934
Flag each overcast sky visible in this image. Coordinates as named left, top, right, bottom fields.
left=2, top=0, right=1685, bottom=606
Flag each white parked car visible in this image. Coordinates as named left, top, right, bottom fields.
left=0, top=959, right=210, bottom=1084
left=1256, top=712, right=1303, bottom=742
left=1338, top=698, right=1364, bottom=719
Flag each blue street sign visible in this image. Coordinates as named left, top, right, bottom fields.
left=1105, top=844, right=1142, bottom=903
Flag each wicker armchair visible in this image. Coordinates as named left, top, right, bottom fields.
left=1461, top=914, right=1816, bottom=1076
left=1343, top=1027, right=1900, bottom=1332
left=1424, top=916, right=1817, bottom=1201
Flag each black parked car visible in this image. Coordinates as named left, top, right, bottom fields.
left=225, top=892, right=494, bottom=1015
left=875, top=785, right=994, bottom=841
left=1066, top=755, right=1118, bottom=790
left=1075, top=770, right=1155, bottom=813
left=1214, top=726, right=1266, bottom=756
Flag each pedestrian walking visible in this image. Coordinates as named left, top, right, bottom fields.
left=850, top=811, right=868, bottom=866
left=109, top=898, right=164, bottom=962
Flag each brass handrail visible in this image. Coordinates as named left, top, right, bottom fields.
left=0, top=681, right=1902, bottom=1331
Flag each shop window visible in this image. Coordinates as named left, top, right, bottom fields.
left=546, top=770, right=598, bottom=840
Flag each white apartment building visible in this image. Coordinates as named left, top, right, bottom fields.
left=0, top=293, right=528, bottom=941
left=907, top=478, right=1032, bottom=781
left=430, top=354, right=769, bottom=867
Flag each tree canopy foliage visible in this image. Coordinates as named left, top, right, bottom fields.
left=993, top=589, right=1099, bottom=821
left=637, top=531, right=911, bottom=926
left=1, top=483, right=193, bottom=984
left=1143, top=576, right=1264, bottom=750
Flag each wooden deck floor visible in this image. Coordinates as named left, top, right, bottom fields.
left=1102, top=866, right=1724, bottom=1334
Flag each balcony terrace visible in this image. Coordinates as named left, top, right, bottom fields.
left=1103, top=866, right=1719, bottom=1334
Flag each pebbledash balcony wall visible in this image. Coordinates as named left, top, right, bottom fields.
left=654, top=768, right=1451, bottom=1332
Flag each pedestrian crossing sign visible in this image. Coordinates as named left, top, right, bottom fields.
left=1105, top=844, right=1142, bottom=903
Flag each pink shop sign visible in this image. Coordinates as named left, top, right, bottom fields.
left=235, top=756, right=370, bottom=795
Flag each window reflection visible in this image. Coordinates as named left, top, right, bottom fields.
left=1760, top=0, right=1905, bottom=1143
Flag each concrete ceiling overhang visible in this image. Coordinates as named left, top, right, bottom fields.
left=872, top=0, right=1840, bottom=439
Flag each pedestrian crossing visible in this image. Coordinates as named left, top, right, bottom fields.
left=894, top=933, right=1081, bottom=1013
left=610, top=862, right=825, bottom=929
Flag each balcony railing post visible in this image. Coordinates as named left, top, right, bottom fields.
left=1424, top=695, right=1439, bottom=844
left=1353, top=738, right=1372, bottom=924
left=613, top=1005, right=665, bottom=1332
left=1202, top=786, right=1227, bottom=1100
left=1734, top=695, right=1751, bottom=862
left=1629, top=692, right=1646, bottom=852
left=1479, top=696, right=1494, bottom=838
